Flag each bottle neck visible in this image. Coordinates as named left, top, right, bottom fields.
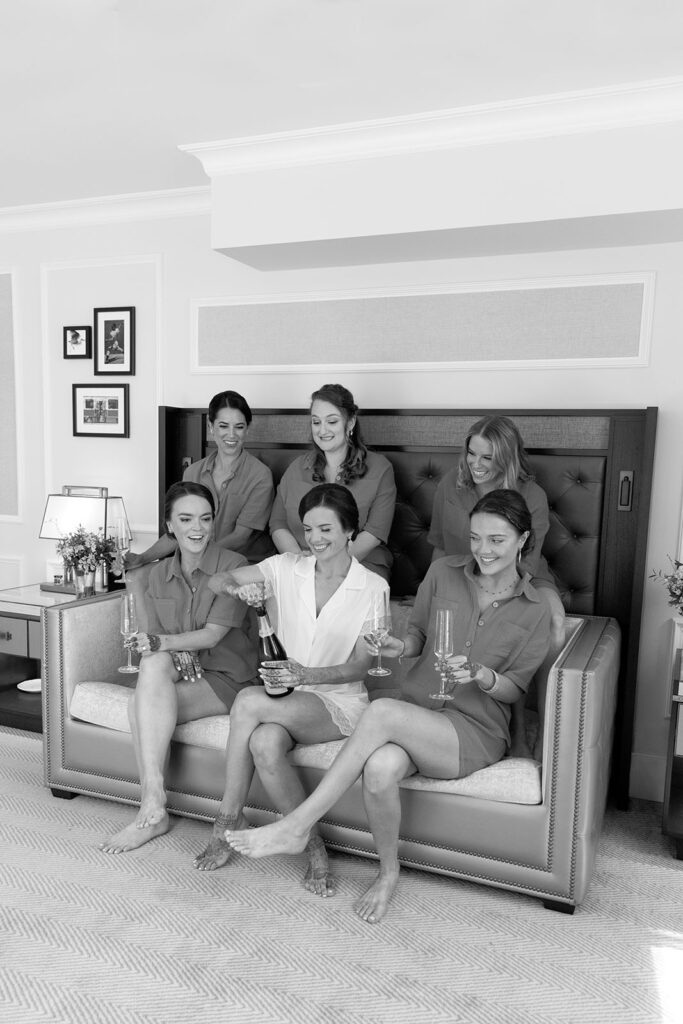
left=256, top=605, right=274, bottom=637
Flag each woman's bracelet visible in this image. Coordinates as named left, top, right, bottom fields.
left=397, top=640, right=407, bottom=664
left=478, top=666, right=497, bottom=692
left=148, top=634, right=161, bottom=652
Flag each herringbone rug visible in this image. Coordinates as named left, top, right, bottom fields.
left=0, top=729, right=681, bottom=1024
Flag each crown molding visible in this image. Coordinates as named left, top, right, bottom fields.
left=180, top=77, right=683, bottom=177
left=0, top=186, right=210, bottom=234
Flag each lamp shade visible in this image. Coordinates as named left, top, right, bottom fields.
left=39, top=487, right=130, bottom=539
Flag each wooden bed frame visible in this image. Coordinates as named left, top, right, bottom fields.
left=158, top=405, right=657, bottom=808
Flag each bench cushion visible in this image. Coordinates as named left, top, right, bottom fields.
left=69, top=681, right=542, bottom=805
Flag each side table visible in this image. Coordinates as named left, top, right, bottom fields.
left=0, top=585, right=79, bottom=733
left=662, top=616, right=683, bottom=859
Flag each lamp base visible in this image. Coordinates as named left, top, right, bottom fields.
left=40, top=582, right=76, bottom=594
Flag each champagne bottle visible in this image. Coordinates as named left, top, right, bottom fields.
left=255, top=602, right=291, bottom=699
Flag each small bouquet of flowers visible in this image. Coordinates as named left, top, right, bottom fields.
left=650, top=556, right=683, bottom=615
left=57, top=527, right=115, bottom=574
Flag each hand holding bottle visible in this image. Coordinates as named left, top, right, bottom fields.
left=259, top=658, right=307, bottom=695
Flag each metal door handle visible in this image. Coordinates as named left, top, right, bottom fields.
left=0, top=630, right=12, bottom=641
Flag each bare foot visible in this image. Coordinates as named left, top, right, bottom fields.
left=354, top=866, right=400, bottom=924
left=303, top=835, right=336, bottom=897
left=99, top=810, right=170, bottom=854
left=194, top=812, right=247, bottom=871
left=225, top=817, right=310, bottom=859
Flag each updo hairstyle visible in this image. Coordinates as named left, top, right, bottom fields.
left=470, top=488, right=535, bottom=556
left=208, top=390, right=252, bottom=426
left=163, top=481, right=216, bottom=535
left=298, top=483, right=360, bottom=541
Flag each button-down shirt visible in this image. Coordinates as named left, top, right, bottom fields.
left=145, top=541, right=257, bottom=682
left=184, top=449, right=274, bottom=562
left=403, top=556, right=551, bottom=743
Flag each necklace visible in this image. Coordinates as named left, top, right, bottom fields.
left=476, top=574, right=518, bottom=598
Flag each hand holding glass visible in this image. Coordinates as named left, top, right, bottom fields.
left=366, top=591, right=392, bottom=677
left=119, top=593, right=139, bottom=674
left=430, top=608, right=455, bottom=700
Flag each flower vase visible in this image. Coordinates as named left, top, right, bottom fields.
left=95, top=560, right=108, bottom=593
left=74, top=570, right=96, bottom=600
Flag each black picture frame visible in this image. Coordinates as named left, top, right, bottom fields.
left=72, top=383, right=130, bottom=438
left=93, top=306, right=135, bottom=375
left=63, top=325, right=92, bottom=359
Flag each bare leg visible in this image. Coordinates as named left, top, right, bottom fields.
left=225, top=699, right=460, bottom=859
left=101, top=659, right=228, bottom=854
left=355, top=743, right=414, bottom=924
left=194, top=687, right=343, bottom=876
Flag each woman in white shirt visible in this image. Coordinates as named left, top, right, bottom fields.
left=194, top=483, right=389, bottom=897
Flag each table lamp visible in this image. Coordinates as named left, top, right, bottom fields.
left=39, top=485, right=130, bottom=593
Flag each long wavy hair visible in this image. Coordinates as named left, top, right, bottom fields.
left=309, top=383, right=368, bottom=485
left=456, top=415, right=534, bottom=491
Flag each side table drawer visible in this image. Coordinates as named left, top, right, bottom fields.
left=0, top=616, right=28, bottom=656
left=28, top=620, right=42, bottom=659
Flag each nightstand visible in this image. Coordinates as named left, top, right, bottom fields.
left=0, top=585, right=76, bottom=732
left=662, top=616, right=683, bottom=859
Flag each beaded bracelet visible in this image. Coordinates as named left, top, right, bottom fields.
left=148, top=634, right=161, bottom=652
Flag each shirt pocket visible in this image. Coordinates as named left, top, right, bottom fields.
left=482, top=620, right=532, bottom=669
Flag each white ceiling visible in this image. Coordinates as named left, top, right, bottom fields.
left=2, top=0, right=683, bottom=210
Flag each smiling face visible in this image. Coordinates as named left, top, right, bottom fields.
left=210, top=405, right=249, bottom=459
left=167, top=495, right=214, bottom=558
left=469, top=511, right=528, bottom=581
left=466, top=434, right=503, bottom=490
left=302, top=504, right=353, bottom=564
left=310, top=399, right=354, bottom=459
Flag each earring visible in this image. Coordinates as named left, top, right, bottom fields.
left=517, top=548, right=522, bottom=564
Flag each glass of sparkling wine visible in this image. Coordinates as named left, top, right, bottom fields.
left=115, top=518, right=130, bottom=583
left=367, top=590, right=392, bottom=677
left=430, top=608, right=455, bottom=700
left=119, top=593, right=139, bottom=674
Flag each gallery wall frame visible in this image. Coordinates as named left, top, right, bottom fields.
left=93, top=306, right=135, bottom=375
left=72, top=382, right=130, bottom=438
left=62, top=325, right=91, bottom=359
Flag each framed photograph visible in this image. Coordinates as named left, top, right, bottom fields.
left=93, top=306, right=135, bottom=375
left=63, top=325, right=92, bottom=359
left=72, top=383, right=130, bottom=438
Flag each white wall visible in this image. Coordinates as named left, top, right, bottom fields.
left=0, top=207, right=681, bottom=801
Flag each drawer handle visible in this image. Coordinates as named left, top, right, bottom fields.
left=0, top=630, right=12, bottom=641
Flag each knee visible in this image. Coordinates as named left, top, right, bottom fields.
left=363, top=745, right=407, bottom=795
left=249, top=723, right=291, bottom=771
left=230, top=685, right=266, bottom=721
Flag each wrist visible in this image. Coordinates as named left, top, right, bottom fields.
left=478, top=666, right=497, bottom=692
left=397, top=639, right=407, bottom=664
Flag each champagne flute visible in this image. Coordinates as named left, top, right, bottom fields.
left=119, top=593, right=139, bottom=674
left=115, top=518, right=130, bottom=583
left=430, top=608, right=455, bottom=700
left=366, top=590, right=392, bottom=677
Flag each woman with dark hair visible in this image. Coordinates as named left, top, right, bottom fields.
left=193, top=483, right=390, bottom=896
left=99, top=481, right=258, bottom=855
left=221, top=489, right=552, bottom=924
left=127, top=390, right=274, bottom=568
left=429, top=415, right=565, bottom=753
left=269, top=384, right=396, bottom=580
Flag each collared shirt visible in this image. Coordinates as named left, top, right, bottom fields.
left=145, top=541, right=257, bottom=682
left=183, top=449, right=274, bottom=561
left=428, top=473, right=554, bottom=584
left=258, top=552, right=389, bottom=675
left=268, top=450, right=396, bottom=576
left=403, top=556, right=551, bottom=742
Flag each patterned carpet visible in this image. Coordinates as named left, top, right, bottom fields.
left=1, top=728, right=682, bottom=1024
